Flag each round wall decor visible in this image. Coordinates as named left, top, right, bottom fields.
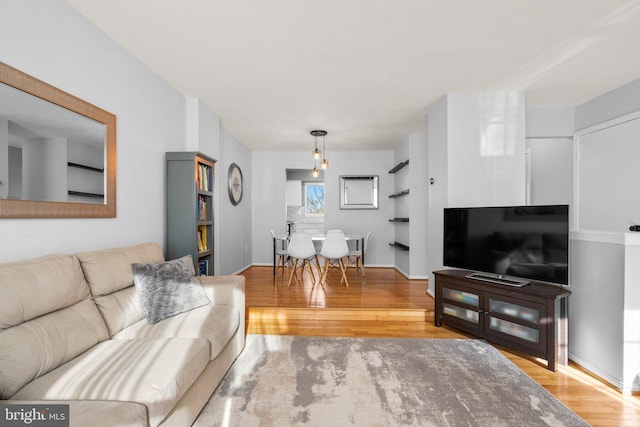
left=227, top=163, right=243, bottom=206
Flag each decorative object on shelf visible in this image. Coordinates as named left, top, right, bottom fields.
left=310, top=130, right=329, bottom=177
left=227, top=163, right=243, bottom=206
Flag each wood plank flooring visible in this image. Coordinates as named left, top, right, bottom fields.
left=240, top=265, right=640, bottom=426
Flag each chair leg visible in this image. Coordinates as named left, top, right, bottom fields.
left=339, top=258, right=349, bottom=287
left=320, top=259, right=329, bottom=285
left=287, top=258, right=298, bottom=288
left=274, top=255, right=287, bottom=286
left=306, top=259, right=316, bottom=284
left=314, top=255, right=324, bottom=287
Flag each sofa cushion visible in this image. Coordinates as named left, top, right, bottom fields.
left=0, top=254, right=109, bottom=400
left=76, top=243, right=164, bottom=335
left=0, top=254, right=90, bottom=331
left=12, top=337, right=210, bottom=426
left=132, top=255, right=211, bottom=325
left=113, top=305, right=240, bottom=360
left=76, top=242, right=164, bottom=297
left=0, top=298, right=109, bottom=399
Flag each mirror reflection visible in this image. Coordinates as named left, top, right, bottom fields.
left=1, top=82, right=106, bottom=204
left=0, top=62, right=115, bottom=218
left=339, top=175, right=379, bottom=209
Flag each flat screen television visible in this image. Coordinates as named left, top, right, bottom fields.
left=443, top=205, right=569, bottom=286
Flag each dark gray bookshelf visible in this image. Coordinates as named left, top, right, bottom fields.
left=166, top=152, right=216, bottom=276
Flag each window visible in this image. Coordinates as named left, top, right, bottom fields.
left=305, top=182, right=325, bottom=215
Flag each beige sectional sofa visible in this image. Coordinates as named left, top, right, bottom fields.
left=0, top=242, right=246, bottom=426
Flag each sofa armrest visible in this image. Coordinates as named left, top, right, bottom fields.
left=198, top=275, right=245, bottom=307
left=198, top=275, right=246, bottom=341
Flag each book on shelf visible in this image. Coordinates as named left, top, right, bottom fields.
left=197, top=225, right=207, bottom=251
left=197, top=163, right=211, bottom=192
left=197, top=229, right=204, bottom=252
left=198, top=260, right=209, bottom=276
left=197, top=195, right=207, bottom=221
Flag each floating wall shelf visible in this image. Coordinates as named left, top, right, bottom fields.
left=68, top=190, right=104, bottom=198
left=388, top=189, right=409, bottom=198
left=388, top=218, right=409, bottom=222
left=67, top=162, right=104, bottom=173
left=389, top=241, right=410, bottom=251
left=388, top=160, right=409, bottom=174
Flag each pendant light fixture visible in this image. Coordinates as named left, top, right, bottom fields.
left=310, top=130, right=328, bottom=177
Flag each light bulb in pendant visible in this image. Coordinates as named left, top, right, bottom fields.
left=312, top=148, right=321, bottom=159
left=311, top=167, right=320, bottom=178
left=320, top=158, right=329, bottom=169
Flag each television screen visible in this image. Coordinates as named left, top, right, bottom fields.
left=443, top=205, right=569, bottom=286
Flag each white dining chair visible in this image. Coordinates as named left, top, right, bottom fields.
left=319, top=229, right=350, bottom=287
left=348, top=230, right=371, bottom=281
left=286, top=232, right=321, bottom=288
left=270, top=230, right=289, bottom=283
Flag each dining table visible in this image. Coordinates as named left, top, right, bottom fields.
left=272, top=232, right=365, bottom=281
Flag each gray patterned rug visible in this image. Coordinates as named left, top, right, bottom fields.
left=195, top=335, right=588, bottom=426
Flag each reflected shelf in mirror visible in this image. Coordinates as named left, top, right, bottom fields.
left=0, top=62, right=116, bottom=217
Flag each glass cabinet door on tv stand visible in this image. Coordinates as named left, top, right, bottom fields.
left=434, top=269, right=570, bottom=371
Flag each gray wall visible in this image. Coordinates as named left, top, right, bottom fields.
left=0, top=0, right=186, bottom=261
left=569, top=235, right=625, bottom=384
left=252, top=150, right=395, bottom=268
left=0, top=1, right=253, bottom=278
left=575, top=78, right=640, bottom=131
left=570, top=80, right=640, bottom=392
left=219, top=128, right=252, bottom=274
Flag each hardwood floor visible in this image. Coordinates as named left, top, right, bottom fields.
left=240, top=265, right=640, bottom=426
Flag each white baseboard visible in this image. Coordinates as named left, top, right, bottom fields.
left=230, top=264, right=253, bottom=275
left=568, top=352, right=626, bottom=392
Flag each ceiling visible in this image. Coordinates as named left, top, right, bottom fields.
left=65, top=0, right=640, bottom=151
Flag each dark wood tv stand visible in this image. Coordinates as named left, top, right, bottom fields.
left=434, top=269, right=570, bottom=371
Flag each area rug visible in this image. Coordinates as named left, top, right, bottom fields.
left=194, top=335, right=588, bottom=427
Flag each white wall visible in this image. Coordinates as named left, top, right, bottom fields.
left=426, top=92, right=526, bottom=294
left=447, top=92, right=526, bottom=207
left=426, top=97, right=448, bottom=294
left=391, top=133, right=428, bottom=279
left=0, top=0, right=186, bottom=261
left=569, top=231, right=640, bottom=392
left=219, top=128, right=252, bottom=274
left=569, top=81, right=640, bottom=392
left=409, top=133, right=428, bottom=279
left=393, top=141, right=410, bottom=276
left=569, top=232, right=625, bottom=387
left=575, top=79, right=640, bottom=132
left=252, top=150, right=395, bottom=268
left=526, top=107, right=574, bottom=138
left=576, top=115, right=640, bottom=232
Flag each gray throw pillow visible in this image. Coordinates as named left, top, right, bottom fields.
left=131, top=255, right=211, bottom=325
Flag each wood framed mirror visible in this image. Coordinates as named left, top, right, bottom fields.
left=0, top=62, right=116, bottom=218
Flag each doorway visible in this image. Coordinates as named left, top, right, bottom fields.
left=285, top=169, right=325, bottom=235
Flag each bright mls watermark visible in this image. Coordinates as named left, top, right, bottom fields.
left=0, top=404, right=69, bottom=426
